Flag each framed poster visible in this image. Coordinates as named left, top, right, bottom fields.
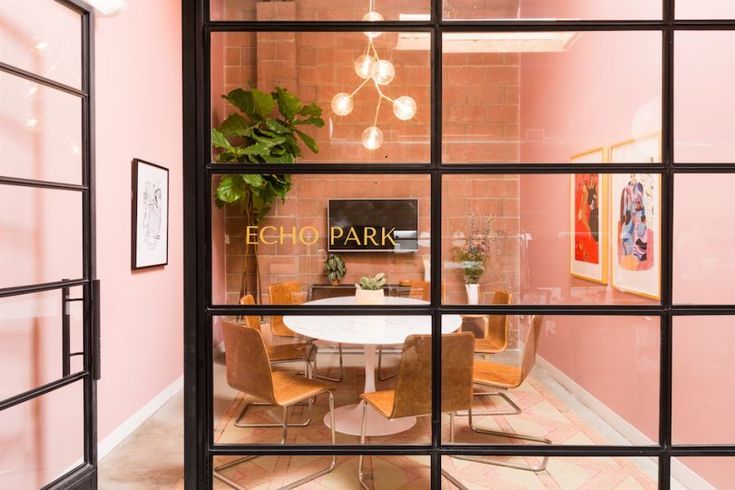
left=132, top=159, right=169, bottom=269
left=570, top=148, right=608, bottom=284
left=610, top=135, right=661, bottom=299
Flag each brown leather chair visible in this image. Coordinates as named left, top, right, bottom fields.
left=459, top=315, right=551, bottom=472
left=269, top=280, right=345, bottom=383
left=358, top=333, right=475, bottom=490
left=214, top=323, right=336, bottom=489
left=224, top=294, right=317, bottom=429
left=461, top=290, right=512, bottom=355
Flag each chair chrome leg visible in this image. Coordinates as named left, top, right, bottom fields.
left=357, top=401, right=371, bottom=489
left=441, top=469, right=469, bottom=490
left=314, top=343, right=345, bottom=382
left=458, top=408, right=551, bottom=472
left=234, top=398, right=312, bottom=428
left=377, top=345, right=398, bottom=381
left=454, top=390, right=521, bottom=417
left=213, top=455, right=259, bottom=490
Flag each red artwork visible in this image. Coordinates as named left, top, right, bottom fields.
left=574, top=174, right=600, bottom=265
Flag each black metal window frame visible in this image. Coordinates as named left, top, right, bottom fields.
left=0, top=0, right=99, bottom=488
left=183, top=0, right=735, bottom=488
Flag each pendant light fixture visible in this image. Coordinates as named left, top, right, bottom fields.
left=331, top=1, right=417, bottom=151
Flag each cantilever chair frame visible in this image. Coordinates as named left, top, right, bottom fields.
left=214, top=324, right=337, bottom=489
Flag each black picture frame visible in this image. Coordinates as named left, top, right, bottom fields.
left=132, top=158, right=169, bottom=269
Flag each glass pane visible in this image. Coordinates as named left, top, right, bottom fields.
left=211, top=0, right=430, bottom=21
left=0, top=0, right=82, bottom=88
left=213, top=314, right=433, bottom=445
left=210, top=32, right=430, bottom=164
left=0, top=72, right=83, bottom=184
left=674, top=174, right=735, bottom=304
left=0, top=286, right=84, bottom=400
left=673, top=316, right=735, bottom=445
left=677, top=1, right=735, bottom=19
left=442, top=31, right=662, bottom=164
left=211, top=174, right=431, bottom=305
left=443, top=315, right=660, bottom=446
left=675, top=31, right=735, bottom=163
left=443, top=456, right=658, bottom=488
left=672, top=457, right=735, bottom=490
left=0, top=381, right=84, bottom=489
left=213, top=455, right=430, bottom=488
left=0, top=186, right=83, bottom=289
left=443, top=0, right=661, bottom=20
left=442, top=174, right=661, bottom=305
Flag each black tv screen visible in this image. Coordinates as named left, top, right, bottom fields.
left=328, top=199, right=419, bottom=252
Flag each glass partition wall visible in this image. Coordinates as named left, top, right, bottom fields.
left=184, top=1, right=735, bottom=488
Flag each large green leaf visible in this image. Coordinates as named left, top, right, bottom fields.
left=215, top=175, right=246, bottom=204
left=251, top=89, right=276, bottom=119
left=294, top=116, right=325, bottom=128
left=263, top=118, right=292, bottom=134
left=222, top=88, right=254, bottom=119
left=218, top=113, right=252, bottom=138
left=252, top=133, right=286, bottom=148
left=294, top=128, right=319, bottom=154
left=241, top=174, right=264, bottom=188
left=211, top=129, right=233, bottom=153
left=234, top=141, right=272, bottom=156
left=275, top=87, right=303, bottom=121
left=299, top=102, right=322, bottom=118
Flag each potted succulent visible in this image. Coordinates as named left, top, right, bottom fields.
left=324, top=254, right=346, bottom=286
left=355, top=273, right=386, bottom=305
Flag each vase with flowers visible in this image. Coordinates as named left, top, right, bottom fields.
left=452, top=215, right=499, bottom=305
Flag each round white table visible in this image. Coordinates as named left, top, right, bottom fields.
left=284, top=296, right=462, bottom=436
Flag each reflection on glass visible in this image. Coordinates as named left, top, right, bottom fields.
left=210, top=0, right=430, bottom=21
left=442, top=174, right=661, bottom=305
left=442, top=31, right=661, bottom=164
left=443, top=0, right=660, bottom=20
left=672, top=457, right=734, bottom=490
left=210, top=32, right=430, bottom=163
left=444, top=315, right=660, bottom=446
left=211, top=174, right=430, bottom=305
left=213, top=455, right=430, bottom=489
left=0, top=0, right=82, bottom=88
left=0, top=381, right=84, bottom=489
left=442, top=455, right=658, bottom=488
left=674, top=175, right=735, bottom=304
left=0, top=72, right=83, bottom=184
left=675, top=31, right=735, bottom=163
left=673, top=317, right=735, bottom=445
left=212, top=314, right=436, bottom=446
left=0, top=287, right=84, bottom=401
left=0, top=186, right=83, bottom=289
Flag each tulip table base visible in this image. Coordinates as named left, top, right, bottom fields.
left=322, top=344, right=416, bottom=436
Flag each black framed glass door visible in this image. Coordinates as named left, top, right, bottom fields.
left=0, top=1, right=99, bottom=488
left=184, top=0, right=735, bottom=488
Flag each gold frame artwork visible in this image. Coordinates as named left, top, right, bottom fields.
left=570, top=147, right=609, bottom=285
left=609, top=133, right=662, bottom=300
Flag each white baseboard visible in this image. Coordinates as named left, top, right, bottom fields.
left=98, top=375, right=184, bottom=461
left=535, top=356, right=714, bottom=490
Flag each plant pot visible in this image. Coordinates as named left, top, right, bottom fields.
left=422, top=256, right=431, bottom=282
left=465, top=283, right=479, bottom=305
left=331, top=279, right=342, bottom=286
left=355, top=288, right=385, bottom=305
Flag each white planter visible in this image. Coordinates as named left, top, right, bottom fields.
left=355, top=288, right=385, bottom=305
left=465, top=283, right=479, bottom=305
left=422, top=256, right=431, bottom=282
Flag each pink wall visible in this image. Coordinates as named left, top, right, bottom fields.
left=94, top=0, right=183, bottom=444
left=518, top=7, right=735, bottom=487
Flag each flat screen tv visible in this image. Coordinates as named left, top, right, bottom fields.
left=328, top=199, right=418, bottom=253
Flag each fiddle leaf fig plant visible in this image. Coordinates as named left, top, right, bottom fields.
left=324, top=254, right=347, bottom=285
left=356, top=273, right=386, bottom=291
left=212, top=86, right=324, bottom=299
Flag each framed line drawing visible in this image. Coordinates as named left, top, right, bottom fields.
left=609, top=134, right=662, bottom=299
left=570, top=147, right=609, bottom=284
left=132, top=158, right=169, bottom=269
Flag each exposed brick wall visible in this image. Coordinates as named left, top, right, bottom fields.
left=217, top=0, right=521, bottom=305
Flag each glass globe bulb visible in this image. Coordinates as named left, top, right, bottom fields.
left=393, top=96, right=417, bottom=121
left=331, top=92, right=353, bottom=116
left=354, top=54, right=376, bottom=80
left=372, top=59, right=395, bottom=86
left=361, top=126, right=384, bottom=150
left=362, top=11, right=383, bottom=39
